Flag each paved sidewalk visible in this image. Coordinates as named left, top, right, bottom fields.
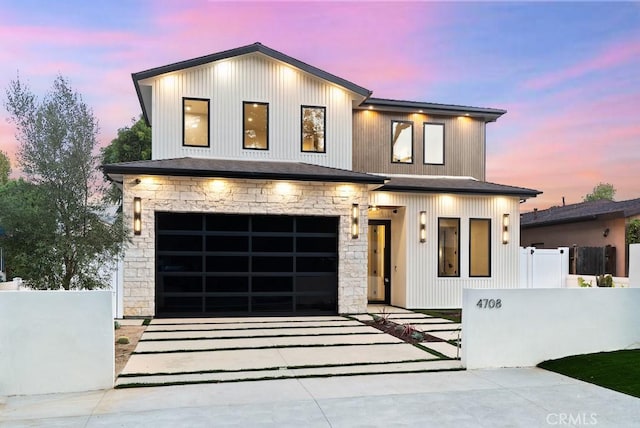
left=2, top=368, right=639, bottom=427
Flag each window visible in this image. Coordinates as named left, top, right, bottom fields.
left=469, top=219, right=491, bottom=277
left=301, top=106, right=326, bottom=153
left=424, top=123, right=444, bottom=164
left=391, top=120, right=413, bottom=163
left=183, top=98, right=209, bottom=147
left=438, top=218, right=459, bottom=277
left=243, top=102, right=268, bottom=150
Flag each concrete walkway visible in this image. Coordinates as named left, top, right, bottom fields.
left=117, top=310, right=462, bottom=387
left=2, top=368, right=639, bottom=427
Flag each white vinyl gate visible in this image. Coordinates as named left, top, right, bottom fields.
left=519, top=247, right=569, bottom=288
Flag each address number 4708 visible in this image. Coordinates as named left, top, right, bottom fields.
left=476, top=298, right=501, bottom=309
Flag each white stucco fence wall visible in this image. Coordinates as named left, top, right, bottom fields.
left=0, top=290, right=114, bottom=396
left=629, top=243, right=640, bottom=287
left=462, top=288, right=640, bottom=369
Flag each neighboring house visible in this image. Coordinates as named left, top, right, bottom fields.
left=521, top=198, right=640, bottom=276
left=103, top=43, right=539, bottom=318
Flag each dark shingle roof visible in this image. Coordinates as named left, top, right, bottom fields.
left=360, top=98, right=507, bottom=122
left=102, top=157, right=386, bottom=184
left=374, top=176, right=540, bottom=198
left=521, top=198, right=640, bottom=227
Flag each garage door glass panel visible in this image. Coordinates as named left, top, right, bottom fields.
left=296, top=237, right=336, bottom=252
left=297, top=257, right=337, bottom=272
left=253, top=256, right=293, bottom=272
left=297, top=216, right=336, bottom=232
left=253, top=216, right=292, bottom=232
left=296, top=277, right=331, bottom=292
left=162, top=276, right=202, bottom=293
left=158, top=255, right=203, bottom=272
left=253, top=277, right=293, bottom=292
left=206, top=276, right=249, bottom=292
left=252, top=236, right=293, bottom=252
left=158, top=235, right=202, bottom=251
left=163, top=297, right=202, bottom=313
left=252, top=296, right=293, bottom=312
left=206, top=215, right=248, bottom=231
left=158, top=213, right=202, bottom=231
left=206, top=236, right=248, bottom=252
left=206, top=297, right=248, bottom=313
left=297, top=295, right=336, bottom=312
left=206, top=256, right=249, bottom=272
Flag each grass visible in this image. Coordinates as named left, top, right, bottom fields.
left=412, top=309, right=461, bottom=323
left=538, top=349, right=640, bottom=398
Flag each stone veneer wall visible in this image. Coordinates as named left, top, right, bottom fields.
left=122, top=175, right=370, bottom=317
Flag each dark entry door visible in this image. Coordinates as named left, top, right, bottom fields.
left=367, top=219, right=391, bottom=304
left=155, top=213, right=339, bottom=317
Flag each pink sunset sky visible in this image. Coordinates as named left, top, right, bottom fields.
left=0, top=1, right=638, bottom=211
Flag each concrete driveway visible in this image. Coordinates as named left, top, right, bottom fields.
left=117, top=308, right=462, bottom=388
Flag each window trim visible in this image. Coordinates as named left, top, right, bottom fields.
left=423, top=122, right=445, bottom=165
left=301, top=105, right=327, bottom=153
left=437, top=217, right=460, bottom=278
left=182, top=97, right=210, bottom=148
left=242, top=101, right=269, bottom=151
left=469, top=218, right=492, bottom=278
left=391, top=120, right=414, bottom=164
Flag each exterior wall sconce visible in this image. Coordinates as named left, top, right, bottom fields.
left=133, top=197, right=142, bottom=236
left=419, top=211, right=427, bottom=243
left=351, top=204, right=359, bottom=239
left=502, top=213, right=509, bottom=244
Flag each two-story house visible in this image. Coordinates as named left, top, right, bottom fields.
left=103, top=43, right=539, bottom=318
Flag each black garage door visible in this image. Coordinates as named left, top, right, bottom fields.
left=155, top=213, right=339, bottom=317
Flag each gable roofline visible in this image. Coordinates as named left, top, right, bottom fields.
left=359, top=97, right=507, bottom=122
left=132, top=42, right=373, bottom=126
left=521, top=197, right=640, bottom=228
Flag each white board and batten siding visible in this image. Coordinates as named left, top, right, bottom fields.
left=370, top=191, right=521, bottom=308
left=140, top=53, right=356, bottom=170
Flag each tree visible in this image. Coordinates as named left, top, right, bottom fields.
left=583, top=182, right=616, bottom=202
left=3, top=74, right=126, bottom=289
left=100, top=115, right=151, bottom=203
left=0, top=150, right=10, bottom=184
left=627, top=219, right=640, bottom=245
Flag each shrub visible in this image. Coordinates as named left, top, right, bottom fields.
left=577, top=277, right=592, bottom=288
left=114, top=321, right=121, bottom=330
left=116, top=336, right=130, bottom=345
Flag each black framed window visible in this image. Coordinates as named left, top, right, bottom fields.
left=391, top=120, right=413, bottom=163
left=301, top=106, right=326, bottom=153
left=243, top=102, right=268, bottom=150
left=183, top=98, right=209, bottom=147
left=438, top=217, right=460, bottom=277
left=469, top=218, right=491, bottom=277
left=423, top=122, right=444, bottom=165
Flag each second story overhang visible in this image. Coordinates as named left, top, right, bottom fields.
left=357, top=97, right=507, bottom=123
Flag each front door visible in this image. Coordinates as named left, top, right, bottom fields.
left=367, top=220, right=391, bottom=304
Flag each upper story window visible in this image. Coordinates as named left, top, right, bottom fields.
left=243, top=102, right=269, bottom=150
left=183, top=98, right=209, bottom=147
left=301, top=106, right=326, bottom=153
left=424, top=122, right=444, bottom=165
left=391, top=120, right=413, bottom=163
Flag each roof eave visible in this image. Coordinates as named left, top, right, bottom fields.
left=375, top=185, right=540, bottom=198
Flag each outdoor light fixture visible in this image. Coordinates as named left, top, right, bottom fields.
left=419, top=211, right=427, bottom=243
left=351, top=203, right=359, bottom=239
left=133, top=197, right=142, bottom=236
left=502, top=213, right=510, bottom=244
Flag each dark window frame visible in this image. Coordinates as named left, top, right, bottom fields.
left=423, top=122, right=445, bottom=165
left=243, top=101, right=269, bottom=151
left=438, top=217, right=460, bottom=278
left=469, top=218, right=492, bottom=278
left=301, top=105, right=327, bottom=153
left=391, top=120, right=414, bottom=164
left=182, top=97, right=210, bottom=148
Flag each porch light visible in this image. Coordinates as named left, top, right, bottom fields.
left=351, top=204, right=359, bottom=239
left=419, top=211, right=427, bottom=243
left=502, top=213, right=509, bottom=244
left=133, top=197, right=142, bottom=236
